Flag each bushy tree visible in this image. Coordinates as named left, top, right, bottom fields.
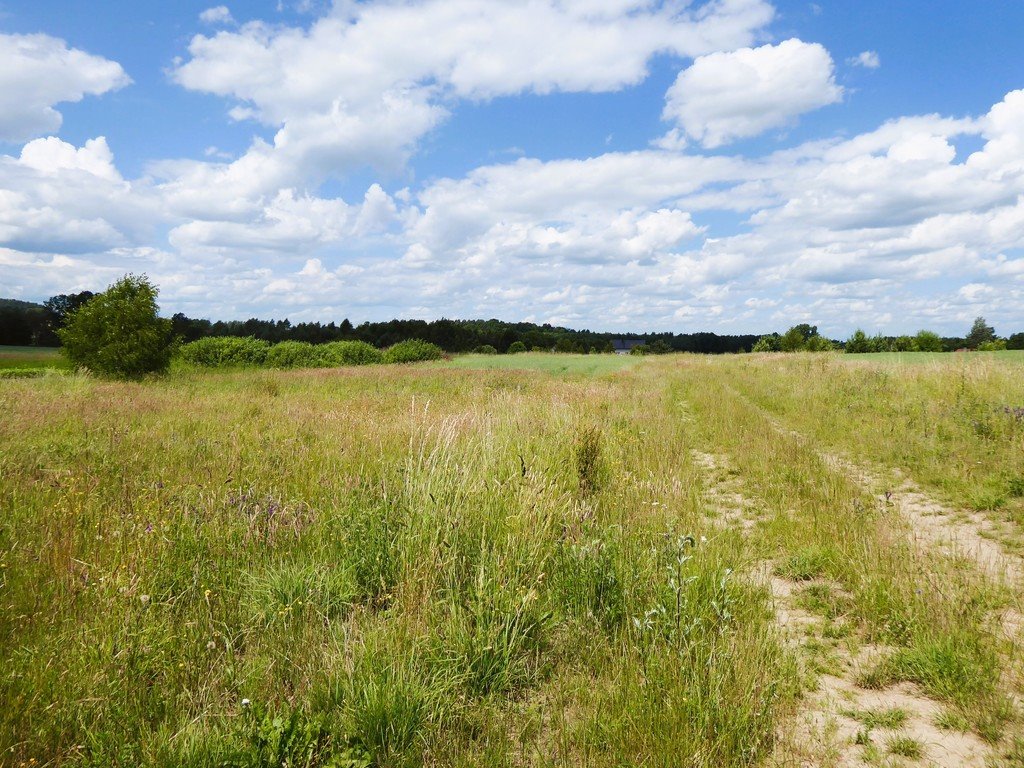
left=890, top=335, right=917, bottom=352
left=382, top=339, right=444, bottom=364
left=804, top=334, right=834, bottom=352
left=58, top=275, right=174, bottom=378
left=845, top=329, right=871, bottom=353
left=751, top=334, right=781, bottom=352
left=473, top=344, right=498, bottom=354
left=1007, top=332, right=1024, bottom=350
left=977, top=339, right=1007, bottom=351
left=507, top=341, right=527, bottom=354
left=914, top=330, right=943, bottom=352
left=965, top=317, right=996, bottom=349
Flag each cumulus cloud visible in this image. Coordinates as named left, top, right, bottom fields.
left=167, top=0, right=774, bottom=192
left=663, top=38, right=843, bottom=148
left=849, top=50, right=880, bottom=69
left=199, top=6, right=235, bottom=25
left=2, top=4, right=1023, bottom=335
left=0, top=137, right=149, bottom=254
left=0, top=33, right=130, bottom=142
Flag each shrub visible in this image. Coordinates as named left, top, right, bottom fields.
left=317, top=340, right=382, bottom=366
left=915, top=330, right=944, bottom=352
left=177, top=336, right=270, bottom=367
left=58, top=274, right=174, bottom=379
left=890, top=335, right=917, bottom=352
left=382, top=339, right=443, bottom=364
left=472, top=344, right=498, bottom=355
left=751, top=334, right=781, bottom=352
left=507, top=341, right=527, bottom=354
left=804, top=334, right=834, bottom=352
left=265, top=341, right=320, bottom=369
left=978, top=339, right=1007, bottom=351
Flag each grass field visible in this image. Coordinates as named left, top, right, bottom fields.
left=443, top=351, right=640, bottom=375
left=0, top=345, right=69, bottom=371
left=1, top=353, right=1021, bottom=766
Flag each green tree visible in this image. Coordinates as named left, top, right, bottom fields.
left=751, top=334, right=781, bottom=352
left=507, top=341, right=527, bottom=354
left=779, top=324, right=814, bottom=352
left=914, top=330, right=943, bottom=352
left=845, top=329, right=871, bottom=353
left=964, top=317, right=996, bottom=349
left=804, top=334, right=834, bottom=352
left=58, top=275, right=174, bottom=378
left=890, top=335, right=917, bottom=352
left=1007, top=332, right=1024, bottom=350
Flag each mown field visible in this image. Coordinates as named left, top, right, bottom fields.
left=1, top=352, right=1022, bottom=767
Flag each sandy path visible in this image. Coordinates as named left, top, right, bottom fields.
left=693, top=448, right=996, bottom=767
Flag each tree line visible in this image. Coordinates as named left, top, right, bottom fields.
left=3, top=286, right=1021, bottom=355
left=1, top=291, right=760, bottom=354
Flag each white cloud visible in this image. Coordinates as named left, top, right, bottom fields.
left=0, top=137, right=151, bottom=255
left=663, top=38, right=843, bottom=148
left=167, top=0, right=774, bottom=191
left=199, top=6, right=235, bottom=25
left=849, top=50, right=880, bottom=69
left=3, top=4, right=1023, bottom=336
left=0, top=33, right=130, bottom=142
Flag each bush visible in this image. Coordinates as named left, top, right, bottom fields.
left=265, top=341, right=320, bottom=369
left=507, top=341, right=527, bottom=354
left=178, top=336, right=270, bottom=367
left=382, top=339, right=443, bottom=364
left=472, top=345, right=498, bottom=355
left=804, top=334, right=834, bottom=352
left=751, top=334, right=781, bottom=352
left=978, top=339, right=1007, bottom=351
left=915, top=330, right=944, bottom=352
left=317, top=340, right=382, bottom=366
left=58, top=274, right=174, bottom=379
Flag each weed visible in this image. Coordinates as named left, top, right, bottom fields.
left=776, top=546, right=835, bottom=581
left=886, top=735, right=923, bottom=758
left=843, top=707, right=908, bottom=730
left=573, top=425, right=604, bottom=495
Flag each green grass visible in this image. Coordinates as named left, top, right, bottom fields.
left=0, top=345, right=69, bottom=370
left=843, top=707, right=908, bottom=730
left=0, top=353, right=1019, bottom=766
left=886, top=735, right=923, bottom=758
left=443, top=351, right=640, bottom=375
left=846, top=349, right=1024, bottom=365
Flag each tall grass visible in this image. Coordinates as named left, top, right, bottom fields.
left=0, top=355, right=1018, bottom=765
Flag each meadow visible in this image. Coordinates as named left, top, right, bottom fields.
left=1, top=351, right=1022, bottom=767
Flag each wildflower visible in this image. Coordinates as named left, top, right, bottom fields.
left=241, top=698, right=251, bottom=708
left=139, top=594, right=150, bottom=605
left=206, top=640, right=216, bottom=650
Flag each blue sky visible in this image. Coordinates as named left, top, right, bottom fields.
left=1, top=0, right=1022, bottom=335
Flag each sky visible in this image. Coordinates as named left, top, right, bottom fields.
left=1, top=0, right=1023, bottom=336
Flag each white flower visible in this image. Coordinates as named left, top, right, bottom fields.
left=241, top=698, right=251, bottom=708
left=139, top=594, right=150, bottom=604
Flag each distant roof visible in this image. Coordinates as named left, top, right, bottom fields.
left=611, top=339, right=645, bottom=350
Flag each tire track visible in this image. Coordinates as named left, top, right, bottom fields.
left=693, top=448, right=996, bottom=767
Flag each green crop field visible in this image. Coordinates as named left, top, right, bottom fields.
left=2, top=352, right=1022, bottom=766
